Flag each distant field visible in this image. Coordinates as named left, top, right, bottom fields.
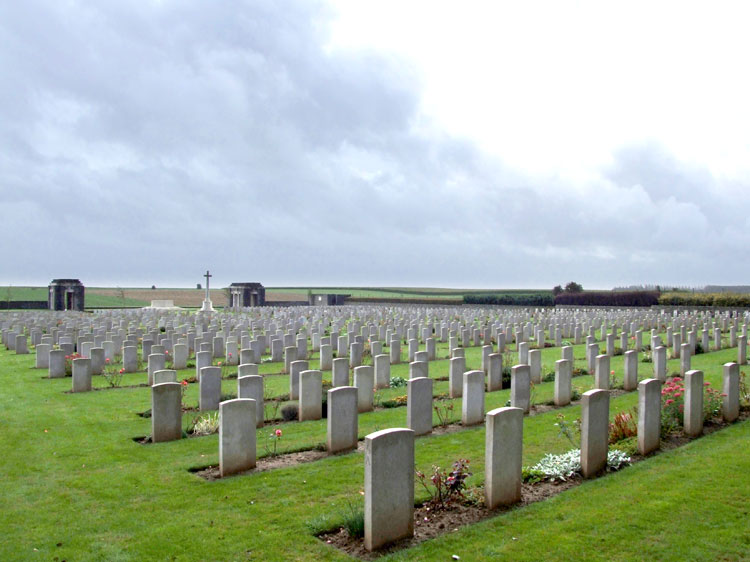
left=2, top=285, right=552, bottom=308
left=269, top=287, right=551, bottom=300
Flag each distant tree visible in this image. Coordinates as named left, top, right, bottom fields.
left=564, top=281, right=583, bottom=294
left=552, top=285, right=563, bottom=296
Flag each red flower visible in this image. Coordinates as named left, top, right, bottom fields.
left=180, top=380, right=188, bottom=386
left=665, top=399, right=674, bottom=405
left=275, top=429, right=282, bottom=437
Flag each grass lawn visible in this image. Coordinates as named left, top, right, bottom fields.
left=0, top=328, right=747, bottom=560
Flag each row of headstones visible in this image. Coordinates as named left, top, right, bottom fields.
left=363, top=362, right=744, bottom=551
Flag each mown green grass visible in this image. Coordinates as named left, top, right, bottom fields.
left=0, top=329, right=747, bottom=561
left=0, top=286, right=149, bottom=307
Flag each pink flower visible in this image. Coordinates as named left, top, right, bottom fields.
left=610, top=370, right=615, bottom=375
left=181, top=380, right=188, bottom=386
left=105, top=358, right=110, bottom=363
left=275, top=429, right=282, bottom=438
left=118, top=368, right=124, bottom=374
left=703, top=382, right=710, bottom=386
left=665, top=399, right=674, bottom=405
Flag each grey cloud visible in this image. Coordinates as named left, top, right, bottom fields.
left=1, top=2, right=748, bottom=289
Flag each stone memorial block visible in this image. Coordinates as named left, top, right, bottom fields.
left=714, top=328, right=722, bottom=350
left=49, top=349, right=66, bottom=378
left=122, top=346, right=138, bottom=373
left=374, top=354, right=390, bottom=389
left=238, top=374, right=264, bottom=427
left=270, top=338, right=282, bottom=362
left=528, top=349, right=542, bottom=384
left=371, top=340, right=383, bottom=358
left=407, top=377, right=433, bottom=435
left=151, top=382, right=182, bottom=443
left=289, top=360, right=309, bottom=400
left=409, top=360, right=428, bottom=380
left=426, top=338, right=436, bottom=361
left=13, top=335, right=28, bottom=355
left=154, top=369, right=177, bottom=384
left=282, top=343, right=299, bottom=372
left=296, top=336, right=308, bottom=361
left=90, top=347, right=105, bottom=375
left=487, top=353, right=502, bottom=392
left=623, top=350, right=638, bottom=391
left=195, top=350, right=211, bottom=381
left=518, top=342, right=529, bottom=365
left=102, top=341, right=116, bottom=362
left=172, top=343, right=188, bottom=370
left=587, top=343, right=599, bottom=373
left=364, top=428, right=414, bottom=551
left=653, top=346, right=667, bottom=382
left=319, top=344, right=333, bottom=371
left=199, top=366, right=221, bottom=411
left=451, top=347, right=464, bottom=359
left=722, top=362, right=740, bottom=422
left=389, top=339, right=401, bottom=364
left=449, top=356, right=465, bottom=398
left=510, top=365, right=531, bottom=414
left=680, top=343, right=691, bottom=376
left=350, top=342, right=363, bottom=368
left=225, top=341, right=239, bottom=365
left=580, top=389, right=609, bottom=478
left=337, top=335, right=349, bottom=357
left=299, top=370, right=323, bottom=421
left=637, top=378, right=661, bottom=455
left=561, top=345, right=574, bottom=363
left=142, top=339, right=153, bottom=362
left=407, top=339, right=418, bottom=363
left=485, top=407, right=523, bottom=509
left=684, top=370, right=704, bottom=437
left=219, top=398, right=257, bottom=477
left=606, top=333, right=615, bottom=356
left=36, top=343, right=52, bottom=369
left=354, top=366, right=374, bottom=413
left=327, top=387, right=358, bottom=453
left=738, top=335, right=747, bottom=365
left=59, top=342, right=74, bottom=357
left=554, top=359, right=572, bottom=406
left=594, top=354, right=610, bottom=390
left=148, top=353, right=166, bottom=386
left=462, top=370, right=484, bottom=425
left=332, top=357, right=349, bottom=387
left=72, top=358, right=92, bottom=392
left=481, top=345, right=493, bottom=373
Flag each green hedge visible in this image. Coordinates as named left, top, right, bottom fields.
left=658, top=292, right=750, bottom=307
left=463, top=293, right=555, bottom=306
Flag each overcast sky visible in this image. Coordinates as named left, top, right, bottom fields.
left=2, top=1, right=750, bottom=289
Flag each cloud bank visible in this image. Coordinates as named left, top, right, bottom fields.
left=1, top=1, right=748, bottom=289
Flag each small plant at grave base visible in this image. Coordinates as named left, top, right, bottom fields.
left=542, top=371, right=555, bottom=383
left=554, top=413, right=580, bottom=448
left=180, top=379, right=189, bottom=410
left=339, top=500, right=365, bottom=539
left=415, top=459, right=472, bottom=510
left=571, top=387, right=582, bottom=402
left=264, top=429, right=283, bottom=457
left=103, top=359, right=125, bottom=388
left=164, top=350, right=173, bottom=369
left=281, top=404, right=298, bottom=421
left=641, top=351, right=653, bottom=363
left=529, top=381, right=537, bottom=407
left=522, top=466, right=546, bottom=484
left=389, top=376, right=408, bottom=388
left=661, top=377, right=685, bottom=435
left=740, top=372, right=750, bottom=409
left=434, top=401, right=454, bottom=428
left=64, top=353, right=82, bottom=376
left=694, top=342, right=704, bottom=355
left=572, top=367, right=588, bottom=377
left=703, top=383, right=725, bottom=421
left=609, top=409, right=638, bottom=445
left=525, top=449, right=631, bottom=482
left=190, top=412, right=219, bottom=436
left=610, top=370, right=622, bottom=390
left=216, top=360, right=232, bottom=379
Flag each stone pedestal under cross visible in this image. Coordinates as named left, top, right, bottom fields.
left=200, top=270, right=215, bottom=312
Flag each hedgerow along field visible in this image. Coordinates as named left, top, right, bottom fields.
left=0, top=321, right=748, bottom=560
